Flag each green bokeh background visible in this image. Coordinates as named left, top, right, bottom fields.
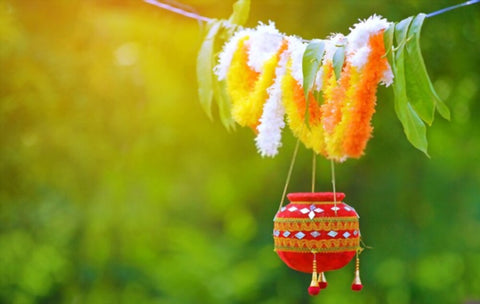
left=1, top=1, right=479, bottom=303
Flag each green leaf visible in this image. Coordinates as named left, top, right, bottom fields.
left=436, top=97, right=451, bottom=120
left=394, top=16, right=413, bottom=45
left=301, top=39, right=325, bottom=126
left=392, top=17, right=429, bottom=156
left=403, top=102, right=429, bottom=156
left=405, top=14, right=434, bottom=125
left=212, top=78, right=236, bottom=131
left=196, top=20, right=222, bottom=120
left=302, top=39, right=325, bottom=98
left=228, top=0, right=250, bottom=26
left=405, top=13, right=450, bottom=123
left=314, top=89, right=324, bottom=105
left=332, top=45, right=345, bottom=81
left=402, top=14, right=435, bottom=124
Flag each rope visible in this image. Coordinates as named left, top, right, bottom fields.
left=144, top=0, right=212, bottom=22
left=426, top=0, right=480, bottom=18
left=311, top=152, right=316, bottom=193
left=330, top=159, right=337, bottom=216
left=277, top=138, right=300, bottom=212
left=144, top=0, right=480, bottom=23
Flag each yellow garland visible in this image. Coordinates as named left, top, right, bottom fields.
left=323, top=64, right=361, bottom=161
left=321, top=62, right=343, bottom=160
left=226, top=36, right=260, bottom=128
left=282, top=60, right=326, bottom=155
left=227, top=37, right=286, bottom=130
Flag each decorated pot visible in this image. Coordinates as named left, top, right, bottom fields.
left=273, top=192, right=361, bottom=273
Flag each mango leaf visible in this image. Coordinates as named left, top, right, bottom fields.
left=197, top=20, right=222, bottom=120
left=405, top=13, right=450, bottom=123
left=332, top=45, right=345, bottom=81
left=404, top=14, right=435, bottom=125
left=436, top=96, right=451, bottom=120
left=314, top=89, right=324, bottom=105
left=302, top=39, right=325, bottom=98
left=212, top=78, right=236, bottom=131
left=403, top=102, right=429, bottom=156
left=228, top=0, right=250, bottom=26
left=394, top=16, right=413, bottom=45
left=392, top=17, right=429, bottom=156
left=301, top=39, right=325, bottom=126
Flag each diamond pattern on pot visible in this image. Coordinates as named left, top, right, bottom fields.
left=327, top=230, right=338, bottom=237
left=343, top=232, right=351, bottom=239
left=273, top=230, right=280, bottom=237
left=306, top=204, right=325, bottom=220
left=331, top=206, right=340, bottom=212
left=300, top=208, right=310, bottom=214
left=283, top=231, right=291, bottom=237
left=310, top=231, right=321, bottom=238
left=288, top=207, right=298, bottom=212
left=295, top=232, right=306, bottom=239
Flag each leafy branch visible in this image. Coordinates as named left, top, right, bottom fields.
left=196, top=0, right=250, bottom=131
left=385, top=14, right=450, bottom=156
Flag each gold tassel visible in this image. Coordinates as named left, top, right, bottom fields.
left=308, top=252, right=320, bottom=296
left=351, top=252, right=363, bottom=291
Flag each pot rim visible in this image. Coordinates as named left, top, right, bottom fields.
left=287, top=192, right=345, bottom=202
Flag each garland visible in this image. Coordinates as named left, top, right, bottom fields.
left=143, top=0, right=478, bottom=160
left=191, top=0, right=460, bottom=161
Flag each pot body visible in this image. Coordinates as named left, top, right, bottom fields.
left=273, top=192, right=360, bottom=273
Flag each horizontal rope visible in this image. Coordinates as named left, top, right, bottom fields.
left=144, top=0, right=480, bottom=23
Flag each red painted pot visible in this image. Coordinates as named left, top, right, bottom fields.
left=273, top=192, right=360, bottom=273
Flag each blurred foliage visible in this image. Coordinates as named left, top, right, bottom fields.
left=0, top=0, right=479, bottom=303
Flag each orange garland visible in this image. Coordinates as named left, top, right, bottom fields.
left=343, top=31, right=389, bottom=157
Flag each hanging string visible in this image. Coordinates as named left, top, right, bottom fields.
left=311, top=152, right=316, bottom=193
left=330, top=160, right=337, bottom=215
left=144, top=0, right=480, bottom=24
left=278, top=138, right=301, bottom=212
